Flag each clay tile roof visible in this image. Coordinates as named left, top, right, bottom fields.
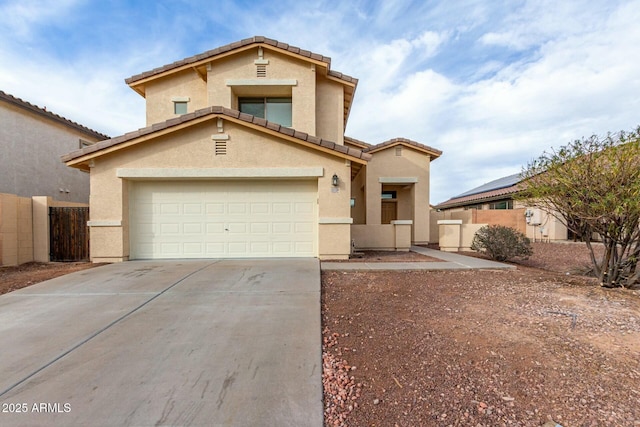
left=344, top=136, right=372, bottom=148
left=62, top=106, right=372, bottom=163
left=434, top=173, right=523, bottom=209
left=0, top=90, right=109, bottom=140
left=364, top=137, right=442, bottom=158
left=125, top=36, right=344, bottom=85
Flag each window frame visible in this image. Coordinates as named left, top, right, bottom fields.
left=238, top=97, right=292, bottom=127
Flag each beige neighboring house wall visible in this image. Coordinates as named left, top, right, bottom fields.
left=432, top=173, right=568, bottom=248
left=0, top=91, right=108, bottom=203
left=63, top=36, right=441, bottom=262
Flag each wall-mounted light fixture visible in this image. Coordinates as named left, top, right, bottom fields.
left=332, top=173, right=339, bottom=187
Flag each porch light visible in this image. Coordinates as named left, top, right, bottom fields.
left=332, top=173, right=339, bottom=187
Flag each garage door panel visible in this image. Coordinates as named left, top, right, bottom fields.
left=228, top=203, right=247, bottom=214
left=251, top=223, right=270, bottom=234
left=160, top=223, right=180, bottom=234
left=183, top=223, right=202, bottom=234
left=295, top=223, right=314, bottom=233
left=272, top=223, right=292, bottom=234
left=206, top=223, right=225, bottom=234
left=183, top=243, right=203, bottom=254
left=295, top=202, right=314, bottom=213
left=184, top=204, right=202, bottom=215
left=160, top=203, right=180, bottom=215
left=273, top=203, right=291, bottom=214
left=130, top=180, right=317, bottom=259
left=251, top=203, right=269, bottom=214
left=206, top=203, right=225, bottom=215
left=228, top=223, right=247, bottom=233
left=206, top=242, right=225, bottom=255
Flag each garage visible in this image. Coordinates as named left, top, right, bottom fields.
left=129, top=180, right=317, bottom=259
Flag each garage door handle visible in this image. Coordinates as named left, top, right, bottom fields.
left=225, top=228, right=229, bottom=231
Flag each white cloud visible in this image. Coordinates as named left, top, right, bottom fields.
left=0, top=0, right=83, bottom=38
left=1, top=0, right=639, bottom=205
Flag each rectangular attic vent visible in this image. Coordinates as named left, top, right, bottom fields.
left=256, top=64, right=267, bottom=78
left=215, top=140, right=227, bottom=155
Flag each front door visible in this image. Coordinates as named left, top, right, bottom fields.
left=381, top=200, right=397, bottom=224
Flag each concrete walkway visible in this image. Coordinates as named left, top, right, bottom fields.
left=321, top=246, right=515, bottom=271
left=0, top=259, right=322, bottom=427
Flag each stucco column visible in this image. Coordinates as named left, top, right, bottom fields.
left=391, top=220, right=412, bottom=251
left=438, top=219, right=462, bottom=252
left=366, top=181, right=382, bottom=225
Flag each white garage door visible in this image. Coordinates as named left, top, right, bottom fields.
left=129, top=180, right=317, bottom=259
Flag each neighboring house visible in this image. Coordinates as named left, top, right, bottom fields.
left=62, top=36, right=441, bottom=262
left=433, top=173, right=568, bottom=241
left=0, top=91, right=108, bottom=203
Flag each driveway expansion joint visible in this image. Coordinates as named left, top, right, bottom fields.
left=0, top=260, right=220, bottom=398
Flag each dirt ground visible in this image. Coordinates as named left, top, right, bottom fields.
left=0, top=262, right=101, bottom=295
left=322, top=242, right=640, bottom=426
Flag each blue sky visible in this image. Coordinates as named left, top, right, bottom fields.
left=1, top=0, right=639, bottom=203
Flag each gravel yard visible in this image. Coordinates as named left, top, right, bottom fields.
left=0, top=262, right=101, bottom=295
left=322, top=242, right=640, bottom=426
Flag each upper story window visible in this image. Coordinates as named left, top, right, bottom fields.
left=174, top=101, right=187, bottom=115
left=239, top=97, right=292, bottom=127
left=172, top=97, right=190, bottom=115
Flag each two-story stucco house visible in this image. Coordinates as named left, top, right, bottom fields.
left=62, top=36, right=441, bottom=262
left=1, top=91, right=108, bottom=203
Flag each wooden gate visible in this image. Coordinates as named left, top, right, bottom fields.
left=49, top=207, right=90, bottom=262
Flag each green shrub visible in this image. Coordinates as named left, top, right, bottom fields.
left=471, top=225, right=533, bottom=262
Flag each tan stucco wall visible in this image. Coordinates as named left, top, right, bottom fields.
left=0, top=101, right=101, bottom=203
left=206, top=48, right=319, bottom=137
left=460, top=223, right=485, bottom=251
left=87, top=118, right=352, bottom=261
left=430, top=209, right=490, bottom=245
left=144, top=69, right=208, bottom=125
left=315, top=77, right=344, bottom=144
left=352, top=224, right=394, bottom=250
left=365, top=147, right=432, bottom=243
left=143, top=47, right=345, bottom=145
left=0, top=193, right=33, bottom=266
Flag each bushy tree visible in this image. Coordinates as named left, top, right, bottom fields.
left=519, top=128, right=640, bottom=288
left=471, top=225, right=533, bottom=262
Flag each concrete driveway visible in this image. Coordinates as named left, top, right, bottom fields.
left=0, top=259, right=322, bottom=426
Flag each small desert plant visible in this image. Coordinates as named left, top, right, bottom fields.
left=471, top=225, right=533, bottom=262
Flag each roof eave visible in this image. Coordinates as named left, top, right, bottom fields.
left=126, top=41, right=337, bottom=94
left=64, top=109, right=370, bottom=169
left=366, top=140, right=442, bottom=159
left=435, top=189, right=521, bottom=210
